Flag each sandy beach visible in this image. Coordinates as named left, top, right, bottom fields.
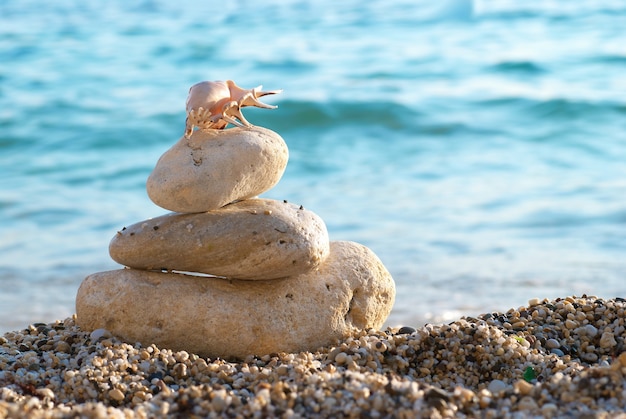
left=1, top=295, right=625, bottom=418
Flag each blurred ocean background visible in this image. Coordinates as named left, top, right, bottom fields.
left=1, top=0, right=625, bottom=334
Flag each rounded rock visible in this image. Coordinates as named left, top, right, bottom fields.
left=550, top=348, right=565, bottom=357
left=109, top=199, right=329, bottom=280
left=599, top=331, right=617, bottom=349
left=90, top=328, right=112, bottom=341
left=582, top=324, right=599, bottom=338
left=513, top=379, right=534, bottom=396
left=35, top=388, right=55, bottom=400
left=108, top=389, right=125, bottom=402
left=77, top=241, right=396, bottom=359
left=581, top=352, right=598, bottom=363
left=397, top=326, right=417, bottom=335
left=146, top=126, right=288, bottom=213
left=487, top=380, right=507, bottom=394
left=545, top=338, right=560, bottom=349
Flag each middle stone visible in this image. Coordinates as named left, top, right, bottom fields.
left=109, top=199, right=330, bottom=280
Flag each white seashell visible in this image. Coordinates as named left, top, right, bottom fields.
left=184, top=80, right=281, bottom=137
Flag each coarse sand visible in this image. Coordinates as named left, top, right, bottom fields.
left=1, top=295, right=626, bottom=418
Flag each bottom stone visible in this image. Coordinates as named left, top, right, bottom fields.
left=76, top=241, right=395, bottom=359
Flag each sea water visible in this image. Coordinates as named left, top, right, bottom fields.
left=1, top=0, right=625, bottom=333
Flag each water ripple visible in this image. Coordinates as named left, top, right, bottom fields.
left=1, top=0, right=625, bottom=332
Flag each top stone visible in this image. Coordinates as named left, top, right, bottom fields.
left=147, top=126, right=288, bottom=213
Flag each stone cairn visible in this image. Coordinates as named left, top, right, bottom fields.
left=76, top=80, right=396, bottom=359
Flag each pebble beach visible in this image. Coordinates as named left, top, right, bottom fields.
left=2, top=295, right=626, bottom=418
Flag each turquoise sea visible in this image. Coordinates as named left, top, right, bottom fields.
left=1, top=0, right=625, bottom=333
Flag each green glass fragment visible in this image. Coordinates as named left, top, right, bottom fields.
left=523, top=366, right=536, bottom=382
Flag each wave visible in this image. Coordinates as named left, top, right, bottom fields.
left=475, top=96, right=626, bottom=119
left=508, top=208, right=624, bottom=232
left=261, top=99, right=421, bottom=132
left=592, top=54, right=626, bottom=65
left=526, top=98, right=626, bottom=120
left=488, top=61, right=547, bottom=75
left=259, top=99, right=497, bottom=139
left=477, top=4, right=626, bottom=22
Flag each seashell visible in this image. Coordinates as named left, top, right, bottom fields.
left=184, top=80, right=281, bottom=137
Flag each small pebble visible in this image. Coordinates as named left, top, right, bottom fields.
left=373, top=341, right=387, bottom=352
left=90, top=328, right=112, bottom=341
left=599, top=331, right=616, bottom=348
left=513, top=379, right=533, bottom=396
left=487, top=379, right=507, bottom=394
left=397, top=326, right=417, bottom=334
left=108, top=389, right=125, bottom=402
left=550, top=348, right=565, bottom=357
left=582, top=324, right=598, bottom=338
left=581, top=352, right=599, bottom=362
left=565, top=319, right=578, bottom=329
left=54, top=341, right=71, bottom=353
left=541, top=403, right=558, bottom=417
left=334, top=352, right=348, bottom=364
left=35, top=388, right=55, bottom=400
left=517, top=396, right=538, bottom=411
left=545, top=338, right=560, bottom=349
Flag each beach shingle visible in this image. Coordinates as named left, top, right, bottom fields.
left=1, top=295, right=626, bottom=418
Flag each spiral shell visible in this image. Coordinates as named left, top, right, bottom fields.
left=184, top=80, right=281, bottom=137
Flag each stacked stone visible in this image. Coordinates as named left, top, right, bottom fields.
left=76, top=86, right=395, bottom=360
